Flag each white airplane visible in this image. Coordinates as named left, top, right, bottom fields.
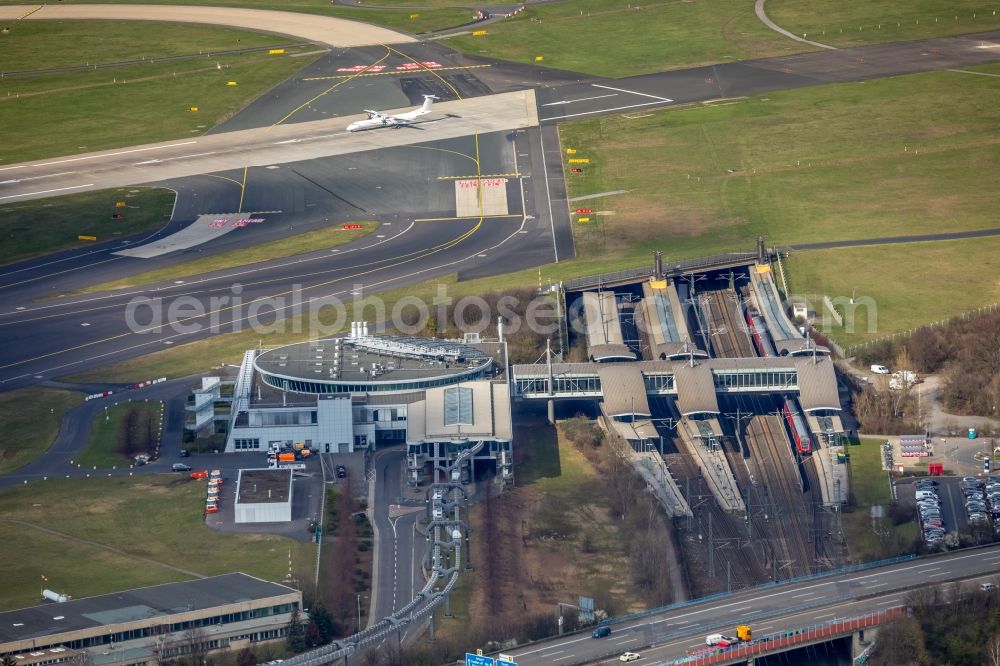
left=346, top=95, right=438, bottom=132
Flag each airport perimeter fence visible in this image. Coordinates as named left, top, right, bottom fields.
left=659, top=605, right=906, bottom=665
left=600, top=553, right=914, bottom=628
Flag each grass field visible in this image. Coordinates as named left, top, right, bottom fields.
left=77, top=401, right=163, bottom=469
left=843, top=438, right=920, bottom=562
left=767, top=0, right=1000, bottom=48
left=0, top=0, right=471, bottom=34
left=78, top=221, right=379, bottom=293
left=786, top=238, right=1000, bottom=349
left=0, top=388, right=83, bottom=475
left=0, top=187, right=174, bottom=266
left=559, top=64, right=1000, bottom=265
left=444, top=0, right=812, bottom=77
left=0, top=22, right=320, bottom=164
left=0, top=476, right=313, bottom=611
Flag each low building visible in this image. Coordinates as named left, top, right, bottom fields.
left=0, top=573, right=301, bottom=666
left=235, top=468, right=293, bottom=523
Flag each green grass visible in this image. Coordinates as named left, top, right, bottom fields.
left=786, top=238, right=1000, bottom=349
left=558, top=64, right=1000, bottom=265
left=0, top=22, right=321, bottom=164
left=0, top=388, right=83, bottom=475
left=843, top=438, right=920, bottom=562
left=0, top=521, right=195, bottom=611
left=0, top=0, right=471, bottom=34
left=767, top=0, right=1000, bottom=48
left=443, top=0, right=813, bottom=77
left=0, top=187, right=174, bottom=266
left=77, top=221, right=379, bottom=293
left=77, top=400, right=163, bottom=469
left=0, top=476, right=313, bottom=611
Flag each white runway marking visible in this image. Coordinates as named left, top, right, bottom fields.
left=541, top=93, right=619, bottom=106
left=0, top=141, right=197, bottom=171
left=592, top=83, right=673, bottom=101
left=0, top=183, right=94, bottom=200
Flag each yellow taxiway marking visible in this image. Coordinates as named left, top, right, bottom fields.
left=16, top=5, right=43, bottom=19
left=384, top=44, right=464, bottom=100
left=303, top=64, right=491, bottom=81
left=437, top=172, right=522, bottom=180
left=272, top=48, right=392, bottom=126
left=414, top=214, right=521, bottom=222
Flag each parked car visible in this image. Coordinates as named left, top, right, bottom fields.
left=172, top=463, right=192, bottom=472
left=179, top=449, right=190, bottom=458
left=336, top=464, right=347, bottom=479
left=981, top=582, right=996, bottom=591
left=870, top=364, right=890, bottom=374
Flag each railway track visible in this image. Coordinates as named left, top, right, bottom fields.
left=747, top=414, right=816, bottom=577
left=700, top=290, right=755, bottom=358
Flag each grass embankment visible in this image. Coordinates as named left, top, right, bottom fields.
left=77, top=400, right=163, bottom=469
left=559, top=65, right=1000, bottom=263
left=0, top=188, right=174, bottom=266
left=843, top=438, right=919, bottom=562
left=785, top=239, right=1000, bottom=349
left=0, top=21, right=321, bottom=164
left=0, top=476, right=313, bottom=611
left=0, top=388, right=83, bottom=475
left=0, top=0, right=470, bottom=34
left=444, top=0, right=811, bottom=77
left=767, top=0, right=1000, bottom=48
left=78, top=221, right=380, bottom=293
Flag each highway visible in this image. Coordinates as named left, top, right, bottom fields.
left=504, top=544, right=1000, bottom=665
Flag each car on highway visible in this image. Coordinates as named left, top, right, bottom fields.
left=172, top=463, right=192, bottom=472
left=592, top=626, right=611, bottom=639
left=619, top=653, right=641, bottom=662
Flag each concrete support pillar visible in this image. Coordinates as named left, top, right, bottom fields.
left=852, top=626, right=877, bottom=661
left=444, top=592, right=452, bottom=618
left=547, top=399, right=555, bottom=425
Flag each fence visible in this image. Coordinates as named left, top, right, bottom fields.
left=662, top=606, right=906, bottom=665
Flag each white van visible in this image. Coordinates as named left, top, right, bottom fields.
left=870, top=364, right=890, bottom=374
left=915, top=490, right=938, bottom=500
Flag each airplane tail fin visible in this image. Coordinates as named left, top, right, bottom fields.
left=419, top=95, right=438, bottom=114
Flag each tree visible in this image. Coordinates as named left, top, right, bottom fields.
left=286, top=607, right=306, bottom=654
left=183, top=626, right=207, bottom=665
left=869, top=616, right=929, bottom=666
left=304, top=620, right=324, bottom=649
left=235, top=647, right=257, bottom=666
left=309, top=602, right=337, bottom=643
left=2, top=657, right=17, bottom=666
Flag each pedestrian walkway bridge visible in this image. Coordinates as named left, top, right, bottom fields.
left=512, top=355, right=840, bottom=416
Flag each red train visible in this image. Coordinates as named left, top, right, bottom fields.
left=745, top=309, right=777, bottom=358
left=783, top=398, right=812, bottom=455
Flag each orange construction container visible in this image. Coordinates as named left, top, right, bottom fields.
left=278, top=452, right=296, bottom=462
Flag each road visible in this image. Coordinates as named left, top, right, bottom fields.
left=504, top=544, right=1000, bottom=665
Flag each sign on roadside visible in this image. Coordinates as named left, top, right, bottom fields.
left=567, top=158, right=590, bottom=164
left=465, top=654, right=494, bottom=666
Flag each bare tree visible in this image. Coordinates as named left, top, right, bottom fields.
left=988, top=634, right=1000, bottom=666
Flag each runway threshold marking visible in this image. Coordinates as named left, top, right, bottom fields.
left=0, top=136, right=488, bottom=376
left=302, top=64, right=491, bottom=81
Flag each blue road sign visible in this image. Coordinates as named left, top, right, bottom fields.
left=466, top=654, right=494, bottom=666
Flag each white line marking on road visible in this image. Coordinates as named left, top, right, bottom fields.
left=592, top=83, right=673, bottom=102
left=0, top=171, right=76, bottom=184
left=813, top=613, right=835, bottom=618
left=0, top=184, right=94, bottom=200
left=928, top=571, right=951, bottom=577
left=948, top=68, right=1000, bottom=78
left=0, top=141, right=197, bottom=171
left=543, top=99, right=672, bottom=121
left=876, top=598, right=902, bottom=606
left=791, top=592, right=816, bottom=598
left=541, top=93, right=618, bottom=106
left=869, top=582, right=888, bottom=588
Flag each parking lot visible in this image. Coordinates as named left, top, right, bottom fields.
left=897, top=475, right=1000, bottom=543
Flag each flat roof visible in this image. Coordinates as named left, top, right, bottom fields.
left=254, top=337, right=493, bottom=385
left=0, top=574, right=297, bottom=645
left=236, top=469, right=292, bottom=504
